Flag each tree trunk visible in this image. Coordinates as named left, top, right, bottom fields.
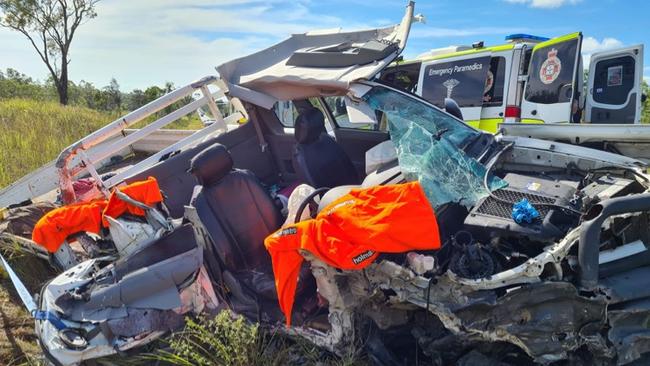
left=58, top=59, right=69, bottom=105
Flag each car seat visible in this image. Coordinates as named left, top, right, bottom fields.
left=292, top=108, right=359, bottom=188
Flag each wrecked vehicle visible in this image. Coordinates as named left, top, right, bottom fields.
left=3, top=2, right=650, bottom=365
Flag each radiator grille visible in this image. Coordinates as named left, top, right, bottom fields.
left=475, top=189, right=555, bottom=219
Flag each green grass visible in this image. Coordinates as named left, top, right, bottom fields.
left=0, top=98, right=117, bottom=189
left=0, top=98, right=203, bottom=189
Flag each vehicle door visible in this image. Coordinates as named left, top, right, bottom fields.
left=479, top=51, right=511, bottom=132
left=521, top=32, right=583, bottom=124
left=321, top=96, right=389, bottom=176
left=585, top=44, right=644, bottom=124
left=416, top=53, right=492, bottom=128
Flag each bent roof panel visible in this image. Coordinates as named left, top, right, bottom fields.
left=216, top=2, right=415, bottom=101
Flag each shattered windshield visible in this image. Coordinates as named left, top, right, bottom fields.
left=364, top=86, right=507, bottom=208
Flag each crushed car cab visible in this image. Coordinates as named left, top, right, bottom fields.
left=3, top=2, right=650, bottom=365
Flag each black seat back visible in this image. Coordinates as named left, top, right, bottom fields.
left=189, top=144, right=282, bottom=272
left=292, top=108, right=359, bottom=188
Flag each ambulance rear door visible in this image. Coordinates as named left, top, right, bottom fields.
left=416, top=53, right=492, bottom=126
left=585, top=44, right=644, bottom=124
left=521, top=32, right=583, bottom=124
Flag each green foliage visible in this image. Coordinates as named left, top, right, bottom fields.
left=0, top=68, right=200, bottom=116
left=0, top=69, right=56, bottom=101
left=145, top=311, right=367, bottom=366
left=0, top=98, right=116, bottom=188
left=149, top=311, right=269, bottom=366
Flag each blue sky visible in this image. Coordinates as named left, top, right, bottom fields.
left=1, top=0, right=648, bottom=91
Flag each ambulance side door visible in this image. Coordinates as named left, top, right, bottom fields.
left=479, top=52, right=512, bottom=132
left=416, top=53, right=492, bottom=126
left=521, top=32, right=583, bottom=124
left=585, top=44, right=644, bottom=124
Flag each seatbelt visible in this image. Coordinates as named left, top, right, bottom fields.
left=247, top=106, right=282, bottom=181
left=249, top=108, right=268, bottom=153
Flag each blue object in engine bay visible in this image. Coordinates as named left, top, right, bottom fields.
left=512, top=199, right=540, bottom=224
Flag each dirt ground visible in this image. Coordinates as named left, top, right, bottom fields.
left=0, top=251, right=56, bottom=365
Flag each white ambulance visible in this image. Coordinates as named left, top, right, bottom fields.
left=380, top=33, right=644, bottom=132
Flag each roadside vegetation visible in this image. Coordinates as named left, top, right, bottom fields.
left=143, top=311, right=366, bottom=366
left=0, top=69, right=205, bottom=189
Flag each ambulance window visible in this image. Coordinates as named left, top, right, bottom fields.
left=379, top=62, right=421, bottom=93
left=524, top=39, right=579, bottom=104
left=592, top=56, right=635, bottom=105
left=483, top=57, right=506, bottom=107
left=421, top=56, right=491, bottom=108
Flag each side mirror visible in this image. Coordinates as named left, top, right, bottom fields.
left=444, top=98, right=464, bottom=120
left=642, top=93, right=647, bottom=104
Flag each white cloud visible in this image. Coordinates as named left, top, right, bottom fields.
left=582, top=37, right=624, bottom=54
left=581, top=36, right=624, bottom=67
left=0, top=0, right=374, bottom=91
left=412, top=26, right=529, bottom=39
left=504, top=0, right=582, bottom=9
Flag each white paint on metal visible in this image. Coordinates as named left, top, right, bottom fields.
left=102, top=112, right=243, bottom=188
left=599, top=240, right=647, bottom=264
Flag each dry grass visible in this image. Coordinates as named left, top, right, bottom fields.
left=0, top=246, right=54, bottom=366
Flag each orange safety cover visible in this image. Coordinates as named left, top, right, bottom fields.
left=264, top=181, right=441, bottom=326
left=102, top=176, right=163, bottom=227
left=32, top=200, right=107, bottom=253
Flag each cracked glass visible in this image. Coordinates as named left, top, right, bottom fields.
left=364, top=86, right=507, bottom=208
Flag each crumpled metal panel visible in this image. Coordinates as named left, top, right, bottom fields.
left=608, top=307, right=650, bottom=365
left=107, top=308, right=185, bottom=337
left=453, top=282, right=607, bottom=363
left=364, top=87, right=506, bottom=208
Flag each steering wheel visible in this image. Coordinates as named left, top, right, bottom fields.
left=294, top=187, right=330, bottom=223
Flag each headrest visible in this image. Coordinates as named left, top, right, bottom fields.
left=295, top=108, right=326, bottom=144
left=189, top=143, right=233, bottom=186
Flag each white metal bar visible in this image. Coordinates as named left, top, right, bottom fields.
left=0, top=135, right=133, bottom=208
left=0, top=162, right=58, bottom=208
left=0, top=75, right=255, bottom=208
left=201, top=85, right=227, bottom=133
left=85, top=90, right=222, bottom=166
left=78, top=150, right=109, bottom=195
left=127, top=129, right=195, bottom=153
left=62, top=76, right=217, bottom=154
left=103, top=112, right=243, bottom=188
